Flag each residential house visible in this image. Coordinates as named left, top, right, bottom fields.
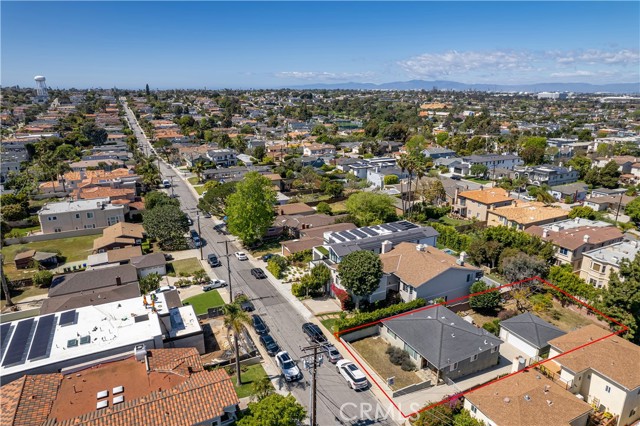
left=451, top=154, right=523, bottom=177
left=368, top=166, right=410, bottom=189
left=311, top=221, right=439, bottom=302
left=487, top=201, right=569, bottom=230
left=379, top=242, right=483, bottom=304
left=206, top=149, right=238, bottom=167
left=274, top=213, right=341, bottom=239
left=513, top=165, right=580, bottom=186
left=464, top=368, right=592, bottom=426
left=549, top=182, right=589, bottom=203
left=280, top=222, right=357, bottom=256
left=92, top=222, right=146, bottom=253
left=421, top=146, right=456, bottom=159
left=454, top=187, right=514, bottom=221
left=86, top=246, right=144, bottom=269
left=579, top=240, right=640, bottom=288
left=68, top=158, right=124, bottom=172
left=583, top=194, right=635, bottom=212
left=130, top=253, right=167, bottom=278
left=630, top=162, right=640, bottom=181
left=13, top=250, right=57, bottom=270
left=71, top=186, right=136, bottom=202
left=334, top=156, right=360, bottom=172
left=302, top=143, right=336, bottom=157
left=38, top=198, right=125, bottom=235
left=590, top=187, right=627, bottom=198
left=526, top=219, right=624, bottom=271
left=380, top=305, right=502, bottom=381
left=498, top=312, right=566, bottom=359
left=593, top=155, right=637, bottom=174
left=548, top=325, right=640, bottom=426
left=266, top=143, right=288, bottom=162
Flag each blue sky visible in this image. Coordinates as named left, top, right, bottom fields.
left=2, top=2, right=639, bottom=88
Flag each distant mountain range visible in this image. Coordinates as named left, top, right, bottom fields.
left=287, top=79, right=639, bottom=94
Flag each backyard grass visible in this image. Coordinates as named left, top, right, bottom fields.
left=351, top=336, right=421, bottom=390
left=328, top=201, right=348, bottom=214
left=438, top=216, right=473, bottom=227
left=6, top=225, right=41, bottom=238
left=1, top=286, right=49, bottom=309
left=168, top=257, right=203, bottom=276
left=1, top=234, right=100, bottom=280
left=182, top=290, right=224, bottom=315
left=229, top=363, right=272, bottom=398
left=537, top=299, right=596, bottom=332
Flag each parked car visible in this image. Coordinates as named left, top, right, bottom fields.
left=155, top=285, right=176, bottom=294
left=262, top=253, right=275, bottom=262
left=251, top=314, right=269, bottom=334
left=235, top=252, right=248, bottom=261
left=251, top=268, right=267, bottom=279
left=450, top=175, right=461, bottom=181
left=190, top=230, right=202, bottom=247
left=163, top=253, right=174, bottom=261
left=337, top=360, right=369, bottom=390
left=276, top=351, right=302, bottom=382
left=186, top=216, right=193, bottom=226
left=162, top=179, right=171, bottom=188
left=240, top=299, right=255, bottom=312
left=203, top=279, right=227, bottom=291
left=259, top=334, right=280, bottom=356
left=207, top=254, right=221, bottom=267
left=302, top=322, right=327, bottom=344
left=213, top=224, right=227, bottom=235
left=324, top=344, right=343, bottom=363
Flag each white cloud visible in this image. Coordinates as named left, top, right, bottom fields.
left=550, top=70, right=596, bottom=77
left=397, top=50, right=533, bottom=78
left=547, top=49, right=639, bottom=66
left=275, top=71, right=374, bottom=81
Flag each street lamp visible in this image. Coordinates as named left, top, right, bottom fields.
left=218, top=239, right=236, bottom=303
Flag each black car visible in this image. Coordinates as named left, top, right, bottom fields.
left=186, top=216, right=193, bottom=226
left=163, top=253, right=174, bottom=261
left=259, top=334, right=280, bottom=356
left=252, top=314, right=269, bottom=334
left=207, top=254, right=221, bottom=267
left=240, top=299, right=255, bottom=312
left=302, top=322, right=327, bottom=344
left=262, top=253, right=275, bottom=262
left=251, top=268, right=267, bottom=279
left=213, top=224, right=228, bottom=235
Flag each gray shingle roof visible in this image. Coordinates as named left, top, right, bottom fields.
left=500, top=312, right=566, bottom=349
left=130, top=253, right=167, bottom=269
left=383, top=306, right=503, bottom=369
left=48, top=265, right=138, bottom=297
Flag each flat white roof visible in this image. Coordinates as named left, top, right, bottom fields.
left=38, top=198, right=122, bottom=214
left=584, top=240, right=640, bottom=266
left=1, top=297, right=163, bottom=379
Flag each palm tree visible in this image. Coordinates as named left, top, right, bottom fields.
left=191, top=160, right=207, bottom=184
left=410, top=157, right=427, bottom=217
left=54, top=162, right=72, bottom=193
left=397, top=154, right=409, bottom=216
left=252, top=376, right=274, bottom=401
left=223, top=303, right=251, bottom=386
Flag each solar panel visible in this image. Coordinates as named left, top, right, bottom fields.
left=2, top=319, right=35, bottom=366
left=1, top=323, right=13, bottom=360
left=27, top=315, right=57, bottom=360
left=330, top=233, right=345, bottom=242
left=380, top=224, right=396, bottom=232
left=361, top=228, right=378, bottom=237
left=339, top=231, right=356, bottom=241
left=59, top=310, right=76, bottom=326
left=351, top=229, right=368, bottom=238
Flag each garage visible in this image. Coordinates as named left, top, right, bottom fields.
left=499, top=312, right=566, bottom=360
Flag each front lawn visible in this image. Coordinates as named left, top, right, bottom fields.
left=320, top=317, right=340, bottom=334
left=188, top=176, right=199, bottom=185
left=328, top=201, right=347, bottom=214
left=351, top=336, right=422, bottom=390
left=466, top=177, right=491, bottom=184
left=182, top=290, right=224, bottom=314
left=169, top=257, right=203, bottom=276
left=1, top=234, right=100, bottom=280
left=249, top=239, right=284, bottom=258
left=229, top=363, right=272, bottom=398
left=194, top=185, right=206, bottom=195
left=6, top=225, right=41, bottom=238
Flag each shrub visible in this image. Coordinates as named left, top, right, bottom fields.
left=266, top=255, right=289, bottom=279
left=497, top=309, right=518, bottom=321
left=316, top=202, right=332, bottom=215
left=334, top=299, right=426, bottom=332
left=287, top=249, right=312, bottom=264
left=482, top=319, right=501, bottom=336
left=401, top=359, right=415, bottom=372
left=291, top=283, right=305, bottom=297
left=33, top=270, right=53, bottom=288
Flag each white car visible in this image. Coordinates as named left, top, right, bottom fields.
left=235, top=252, right=248, bottom=261
left=203, top=280, right=227, bottom=291
left=275, top=351, right=302, bottom=382
left=155, top=285, right=176, bottom=294
left=337, top=360, right=369, bottom=390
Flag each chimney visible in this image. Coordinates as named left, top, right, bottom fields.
left=458, top=251, right=467, bottom=265
left=583, top=234, right=590, bottom=243
left=381, top=240, right=393, bottom=254
left=280, top=209, right=284, bottom=215
left=542, top=229, right=549, bottom=238
left=116, top=276, right=122, bottom=286
left=416, top=244, right=426, bottom=252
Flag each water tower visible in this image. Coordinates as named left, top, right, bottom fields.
left=34, top=75, right=49, bottom=101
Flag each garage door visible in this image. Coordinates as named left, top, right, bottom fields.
left=501, top=329, right=538, bottom=358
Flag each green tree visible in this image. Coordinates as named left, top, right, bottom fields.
left=345, top=192, right=396, bottom=226
left=237, top=393, right=306, bottom=426
left=145, top=83, right=150, bottom=97
left=405, top=134, right=427, bottom=154
left=142, top=204, right=189, bottom=250
left=599, top=160, right=622, bottom=188
left=32, top=270, right=53, bottom=288
left=144, top=191, right=179, bottom=210
left=600, top=254, right=640, bottom=342
left=226, top=172, right=276, bottom=246
left=139, top=273, right=161, bottom=294
left=383, top=123, right=409, bottom=141
left=625, top=197, right=640, bottom=224
left=316, top=202, right=332, bottom=215
left=251, top=376, right=274, bottom=401
left=567, top=156, right=592, bottom=179
left=1, top=203, right=29, bottom=221
left=469, top=280, right=501, bottom=312
left=568, top=206, right=597, bottom=220
left=453, top=409, right=485, bottom=426
left=338, top=250, right=383, bottom=309
left=322, top=181, right=344, bottom=198
left=418, top=179, right=446, bottom=206
left=252, top=145, right=266, bottom=161
left=384, top=174, right=400, bottom=185
left=500, top=252, right=548, bottom=283
left=192, top=269, right=208, bottom=284
left=548, top=265, right=598, bottom=305
left=200, top=181, right=238, bottom=216
left=470, top=164, right=489, bottom=178
left=191, top=160, right=207, bottom=183
left=223, top=303, right=251, bottom=386
left=413, top=402, right=455, bottom=426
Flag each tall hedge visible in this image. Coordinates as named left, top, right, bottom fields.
left=334, top=299, right=426, bottom=332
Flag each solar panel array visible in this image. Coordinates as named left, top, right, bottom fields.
left=27, top=315, right=57, bottom=361
left=60, top=310, right=76, bottom=326
left=2, top=318, right=35, bottom=367
left=0, top=323, right=13, bottom=360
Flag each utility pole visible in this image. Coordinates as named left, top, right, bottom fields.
left=301, top=343, right=327, bottom=426
left=614, top=191, right=624, bottom=224
left=218, top=240, right=234, bottom=303
left=196, top=212, right=203, bottom=260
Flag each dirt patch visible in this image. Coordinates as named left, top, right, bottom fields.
left=351, top=336, right=422, bottom=390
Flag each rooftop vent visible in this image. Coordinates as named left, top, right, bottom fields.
left=524, top=395, right=531, bottom=401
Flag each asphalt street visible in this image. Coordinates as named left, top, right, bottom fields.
left=121, top=100, right=400, bottom=426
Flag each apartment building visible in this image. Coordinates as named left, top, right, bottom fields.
left=206, top=149, right=237, bottom=167
left=454, top=187, right=514, bottom=221
left=513, top=164, right=580, bottom=186
left=450, top=154, right=523, bottom=177
left=579, top=240, right=640, bottom=288
left=38, top=198, right=125, bottom=234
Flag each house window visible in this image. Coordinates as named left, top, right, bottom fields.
left=605, top=385, right=611, bottom=393
left=470, top=405, right=477, bottom=414
left=87, top=212, right=94, bottom=219
left=404, top=343, right=419, bottom=359
left=54, top=228, right=61, bottom=233
left=591, top=262, right=602, bottom=272
left=450, top=362, right=458, bottom=371
left=491, top=346, right=498, bottom=353
left=75, top=213, right=80, bottom=219
left=559, top=248, right=568, bottom=255
left=630, top=408, right=637, bottom=418
left=48, top=216, right=57, bottom=221
left=467, top=274, right=472, bottom=283
left=589, top=278, right=597, bottom=286
left=471, top=354, right=478, bottom=362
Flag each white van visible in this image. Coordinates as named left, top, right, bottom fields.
left=162, top=179, right=171, bottom=188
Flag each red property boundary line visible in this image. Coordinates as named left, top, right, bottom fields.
left=334, top=276, right=629, bottom=419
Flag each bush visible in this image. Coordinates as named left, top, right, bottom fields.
left=497, top=309, right=518, bottom=321
left=33, top=270, right=53, bottom=288
left=482, top=319, right=501, bottom=336
left=316, top=202, right=332, bottom=215
left=334, top=299, right=426, bottom=332
left=266, top=255, right=289, bottom=279
left=401, top=359, right=415, bottom=372
left=383, top=175, right=399, bottom=185
left=287, top=249, right=312, bottom=264
left=291, top=283, right=305, bottom=297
